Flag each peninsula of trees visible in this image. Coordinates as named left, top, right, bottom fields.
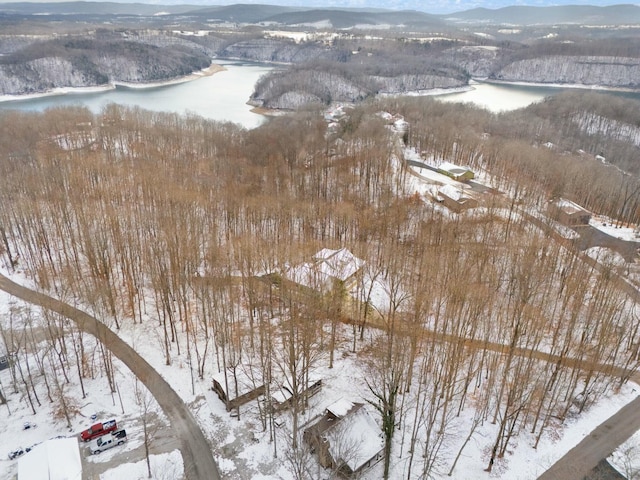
left=0, top=3, right=639, bottom=102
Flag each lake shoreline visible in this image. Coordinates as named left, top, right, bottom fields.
left=0, top=63, right=225, bottom=104
left=3, top=68, right=637, bottom=108
left=474, top=77, right=640, bottom=94
left=379, top=85, right=473, bottom=98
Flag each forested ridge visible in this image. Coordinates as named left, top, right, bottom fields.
left=1, top=15, right=640, bottom=102
left=1, top=94, right=640, bottom=477
left=0, top=32, right=213, bottom=95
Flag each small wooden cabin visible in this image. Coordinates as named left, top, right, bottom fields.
left=212, top=368, right=265, bottom=412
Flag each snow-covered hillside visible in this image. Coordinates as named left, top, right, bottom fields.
left=495, top=56, right=640, bottom=89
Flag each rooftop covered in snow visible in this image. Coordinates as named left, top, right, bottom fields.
left=313, top=248, right=364, bottom=282
left=438, top=161, right=475, bottom=181
left=552, top=197, right=590, bottom=215
left=287, top=247, right=364, bottom=291
left=326, top=398, right=355, bottom=418
left=326, top=404, right=383, bottom=473
left=18, top=437, right=81, bottom=480
left=438, top=184, right=467, bottom=202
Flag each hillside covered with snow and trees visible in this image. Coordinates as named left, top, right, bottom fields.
left=2, top=84, right=640, bottom=480
left=0, top=3, right=640, bottom=104
left=2, top=3, right=640, bottom=480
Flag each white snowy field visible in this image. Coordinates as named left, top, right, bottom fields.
left=100, top=450, right=184, bottom=480
left=591, top=216, right=640, bottom=242
left=1, top=267, right=639, bottom=480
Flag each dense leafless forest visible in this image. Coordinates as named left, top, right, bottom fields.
left=1, top=91, right=640, bottom=477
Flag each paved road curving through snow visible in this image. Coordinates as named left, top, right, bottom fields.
left=0, top=273, right=220, bottom=480
left=538, top=393, right=640, bottom=480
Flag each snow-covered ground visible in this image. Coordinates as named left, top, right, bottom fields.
left=584, top=246, right=628, bottom=267
left=610, top=429, right=640, bottom=479
left=1, top=269, right=639, bottom=480
left=591, top=215, right=640, bottom=242
left=2, top=140, right=640, bottom=479
left=100, top=450, right=183, bottom=480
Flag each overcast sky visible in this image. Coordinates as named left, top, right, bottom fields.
left=0, top=0, right=634, bottom=14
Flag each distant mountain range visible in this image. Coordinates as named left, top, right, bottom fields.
left=20, top=0, right=632, bottom=16
left=444, top=4, right=640, bottom=24
left=0, top=1, right=639, bottom=25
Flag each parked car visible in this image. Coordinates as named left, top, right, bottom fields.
left=81, top=419, right=117, bottom=442
left=89, top=429, right=127, bottom=455
left=8, top=448, right=25, bottom=460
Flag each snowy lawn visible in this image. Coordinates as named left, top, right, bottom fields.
left=100, top=450, right=183, bottom=480
left=591, top=216, right=640, bottom=242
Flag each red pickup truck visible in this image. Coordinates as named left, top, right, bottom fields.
left=81, top=419, right=117, bottom=442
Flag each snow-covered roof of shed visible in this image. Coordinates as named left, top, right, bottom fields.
left=212, top=365, right=264, bottom=398
left=271, top=385, right=294, bottom=404
left=326, top=404, right=383, bottom=473
left=18, top=437, right=81, bottom=480
left=269, top=375, right=322, bottom=404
